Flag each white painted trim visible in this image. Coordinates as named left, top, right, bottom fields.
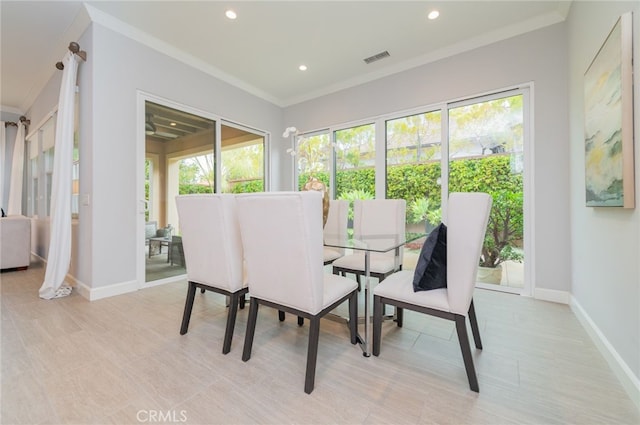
left=82, top=3, right=566, bottom=108
left=140, top=274, right=185, bottom=289
left=534, top=287, right=570, bottom=304
left=63, top=273, right=89, bottom=300
left=86, top=279, right=139, bottom=301
left=476, top=282, right=522, bottom=294
left=33, top=253, right=131, bottom=302
left=85, top=4, right=280, bottom=106
left=523, top=84, right=535, bottom=297
left=570, top=296, right=640, bottom=411
left=66, top=271, right=182, bottom=301
left=1, top=105, right=25, bottom=115
left=25, top=108, right=57, bottom=140
left=282, top=12, right=567, bottom=107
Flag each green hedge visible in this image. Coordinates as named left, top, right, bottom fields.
left=300, top=155, right=521, bottom=204
left=178, top=184, right=214, bottom=194
left=229, top=180, right=264, bottom=193
left=178, top=181, right=264, bottom=194
left=300, top=155, right=524, bottom=267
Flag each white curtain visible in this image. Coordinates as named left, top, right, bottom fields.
left=39, top=51, right=79, bottom=299
left=7, top=121, right=25, bottom=215
left=0, top=122, right=5, bottom=211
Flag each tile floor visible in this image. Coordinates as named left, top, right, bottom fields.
left=2, top=259, right=639, bottom=424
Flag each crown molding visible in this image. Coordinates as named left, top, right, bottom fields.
left=18, top=4, right=92, bottom=113
left=84, top=4, right=282, bottom=107
left=281, top=10, right=567, bottom=107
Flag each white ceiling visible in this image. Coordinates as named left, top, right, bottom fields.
left=1, top=1, right=572, bottom=114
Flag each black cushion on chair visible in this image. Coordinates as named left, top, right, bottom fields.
left=413, top=223, right=447, bottom=292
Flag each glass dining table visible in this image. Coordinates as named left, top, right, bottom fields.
left=323, top=231, right=425, bottom=357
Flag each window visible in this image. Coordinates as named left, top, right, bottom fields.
left=44, top=147, right=54, bottom=215
left=448, top=93, right=525, bottom=290
left=385, top=111, right=442, bottom=233
left=26, top=114, right=56, bottom=218
left=27, top=139, right=38, bottom=217
left=178, top=153, right=214, bottom=194
left=293, top=87, right=530, bottom=294
left=71, top=95, right=79, bottom=218
left=295, top=131, right=331, bottom=192
left=334, top=123, right=375, bottom=200
left=221, top=123, right=265, bottom=194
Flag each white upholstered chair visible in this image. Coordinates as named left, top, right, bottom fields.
left=323, top=199, right=349, bottom=265
left=176, top=194, right=248, bottom=354
left=372, top=192, right=492, bottom=392
left=332, top=199, right=406, bottom=288
left=236, top=191, right=358, bottom=394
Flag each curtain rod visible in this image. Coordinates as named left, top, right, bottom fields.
left=55, top=41, right=87, bottom=70
left=4, top=116, right=30, bottom=128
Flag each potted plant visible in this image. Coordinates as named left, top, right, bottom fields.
left=477, top=190, right=524, bottom=284
left=408, top=197, right=441, bottom=233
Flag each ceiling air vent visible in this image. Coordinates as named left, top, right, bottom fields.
left=363, top=50, right=390, bottom=64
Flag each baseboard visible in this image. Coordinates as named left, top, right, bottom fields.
left=32, top=254, right=140, bottom=301
left=32, top=255, right=91, bottom=300
left=140, top=274, right=185, bottom=289
left=86, top=279, right=139, bottom=301
left=64, top=273, right=90, bottom=300
left=533, top=287, right=570, bottom=304
left=570, top=295, right=640, bottom=411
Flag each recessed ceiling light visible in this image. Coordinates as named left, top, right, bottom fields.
left=225, top=9, right=237, bottom=20
left=428, top=10, right=440, bottom=20
left=170, top=122, right=177, bottom=126
left=299, top=65, right=308, bottom=71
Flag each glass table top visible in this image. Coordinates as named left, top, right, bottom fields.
left=323, top=232, right=425, bottom=253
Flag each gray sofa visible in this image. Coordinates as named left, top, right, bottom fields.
left=0, top=215, right=31, bottom=270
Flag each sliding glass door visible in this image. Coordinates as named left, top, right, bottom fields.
left=144, top=100, right=215, bottom=283
left=220, top=122, right=265, bottom=194
left=448, top=92, right=525, bottom=291
left=334, top=123, right=375, bottom=201
left=138, top=95, right=270, bottom=287
left=293, top=87, right=530, bottom=294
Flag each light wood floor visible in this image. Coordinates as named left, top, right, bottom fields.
left=2, top=260, right=639, bottom=424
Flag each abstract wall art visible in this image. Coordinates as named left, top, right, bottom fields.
left=584, top=12, right=634, bottom=208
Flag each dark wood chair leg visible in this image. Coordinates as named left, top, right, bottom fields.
left=372, top=295, right=384, bottom=356
left=242, top=298, right=259, bottom=362
left=356, top=274, right=361, bottom=292
left=222, top=293, right=240, bottom=354
left=455, top=315, right=479, bottom=392
left=298, top=317, right=304, bottom=326
left=239, top=294, right=246, bottom=309
left=304, top=317, right=321, bottom=394
left=180, top=282, right=197, bottom=335
left=200, top=288, right=205, bottom=294
left=348, top=291, right=358, bottom=344
left=396, top=307, right=404, bottom=328
left=278, top=310, right=285, bottom=321
left=468, top=300, right=482, bottom=349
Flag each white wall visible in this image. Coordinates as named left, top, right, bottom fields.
left=22, top=29, right=89, bottom=287
left=284, top=23, right=571, bottom=294
left=88, top=23, right=283, bottom=289
left=567, top=1, right=640, bottom=384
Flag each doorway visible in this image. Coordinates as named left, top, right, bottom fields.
left=144, top=100, right=215, bottom=283
left=446, top=89, right=528, bottom=294
left=138, top=94, right=269, bottom=286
